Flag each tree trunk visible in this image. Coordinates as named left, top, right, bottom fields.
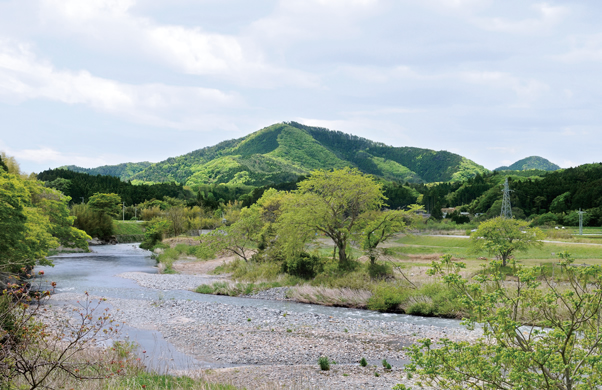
left=337, top=242, right=347, bottom=263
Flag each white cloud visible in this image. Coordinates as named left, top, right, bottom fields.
left=561, top=159, right=577, bottom=168
left=475, top=3, right=568, bottom=34
left=0, top=38, right=242, bottom=129
left=250, top=0, right=381, bottom=43
left=487, top=146, right=519, bottom=154
left=296, top=117, right=413, bottom=146
left=0, top=142, right=117, bottom=169
left=460, top=71, right=549, bottom=102
left=40, top=0, right=319, bottom=88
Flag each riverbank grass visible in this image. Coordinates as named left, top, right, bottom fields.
left=155, top=242, right=216, bottom=273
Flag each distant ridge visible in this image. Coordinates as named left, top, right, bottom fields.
left=61, top=162, right=152, bottom=181
left=495, top=156, right=560, bottom=172
left=65, top=122, right=489, bottom=186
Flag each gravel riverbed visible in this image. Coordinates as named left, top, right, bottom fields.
left=51, top=269, right=480, bottom=389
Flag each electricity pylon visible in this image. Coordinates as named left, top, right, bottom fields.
left=578, top=208, right=586, bottom=235
left=500, top=178, right=513, bottom=219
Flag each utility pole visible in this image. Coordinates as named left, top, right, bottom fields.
left=134, top=205, right=137, bottom=221
left=500, top=178, right=513, bottom=219
left=123, top=202, right=125, bottom=221
left=80, top=197, right=84, bottom=204
left=578, top=208, right=586, bottom=235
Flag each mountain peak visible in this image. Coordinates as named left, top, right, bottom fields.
left=495, top=156, right=560, bottom=172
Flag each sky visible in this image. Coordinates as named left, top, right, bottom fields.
left=1, top=0, right=601, bottom=174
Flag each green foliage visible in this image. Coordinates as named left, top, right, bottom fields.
left=88, top=192, right=122, bottom=217
left=495, top=156, right=560, bottom=171
left=360, top=357, right=368, bottom=367
left=61, top=161, right=152, bottom=181
left=549, top=191, right=572, bottom=213
left=0, top=155, right=7, bottom=172
left=112, top=372, right=239, bottom=390
left=318, top=356, right=331, bottom=371
left=0, top=169, right=88, bottom=272
left=360, top=207, right=422, bottom=264
left=407, top=252, right=602, bottom=389
left=470, top=217, right=545, bottom=266
left=280, top=168, right=385, bottom=263
left=281, top=252, right=323, bottom=278
left=72, top=203, right=115, bottom=240
left=140, top=219, right=171, bottom=250
left=367, top=283, right=406, bottom=312
left=37, top=168, right=188, bottom=207
left=382, top=359, right=392, bottom=370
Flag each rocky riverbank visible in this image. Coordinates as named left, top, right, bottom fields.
left=106, top=271, right=479, bottom=389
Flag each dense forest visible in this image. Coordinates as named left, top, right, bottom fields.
left=37, top=169, right=190, bottom=206
left=420, top=164, right=602, bottom=226
left=61, top=162, right=152, bottom=180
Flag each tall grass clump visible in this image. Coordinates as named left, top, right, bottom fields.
left=318, top=356, right=331, bottom=371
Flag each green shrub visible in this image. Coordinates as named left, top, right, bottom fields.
left=140, top=219, right=170, bottom=250
left=367, top=283, right=407, bottom=312
left=318, top=356, right=330, bottom=371
left=193, top=244, right=215, bottom=260
left=403, top=283, right=461, bottom=318
left=196, top=284, right=214, bottom=294
left=382, top=359, right=392, bottom=370
left=282, top=252, right=323, bottom=278
left=360, top=357, right=368, bottom=367
left=366, top=261, right=393, bottom=279
left=407, top=301, right=434, bottom=316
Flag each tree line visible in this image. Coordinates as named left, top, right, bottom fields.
left=414, top=164, right=602, bottom=226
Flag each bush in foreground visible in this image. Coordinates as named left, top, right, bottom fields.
left=405, top=252, right=602, bottom=389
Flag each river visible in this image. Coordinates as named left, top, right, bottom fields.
left=38, top=244, right=465, bottom=388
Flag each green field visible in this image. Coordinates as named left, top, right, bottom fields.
left=113, top=221, right=145, bottom=235
left=391, top=235, right=602, bottom=267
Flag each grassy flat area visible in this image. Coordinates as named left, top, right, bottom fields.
left=388, top=235, right=602, bottom=273
left=114, top=220, right=145, bottom=235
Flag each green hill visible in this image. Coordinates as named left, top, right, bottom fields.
left=62, top=162, right=152, bottom=181
left=69, top=122, right=489, bottom=187
left=495, top=156, right=560, bottom=172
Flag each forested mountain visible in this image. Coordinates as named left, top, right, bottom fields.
left=72, top=122, right=487, bottom=187
left=495, top=156, right=560, bottom=172
left=37, top=169, right=189, bottom=205
left=62, top=162, right=152, bottom=180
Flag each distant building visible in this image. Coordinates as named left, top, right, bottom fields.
left=441, top=207, right=456, bottom=218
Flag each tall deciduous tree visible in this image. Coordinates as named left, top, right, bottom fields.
left=470, top=217, right=544, bottom=266
left=281, top=168, right=385, bottom=264
left=0, top=169, right=89, bottom=273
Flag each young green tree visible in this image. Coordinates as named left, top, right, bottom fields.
left=405, top=252, right=602, bottom=390
left=207, top=206, right=264, bottom=262
left=360, top=206, right=422, bottom=265
left=280, top=168, right=385, bottom=264
left=87, top=192, right=122, bottom=218
left=470, top=216, right=544, bottom=266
